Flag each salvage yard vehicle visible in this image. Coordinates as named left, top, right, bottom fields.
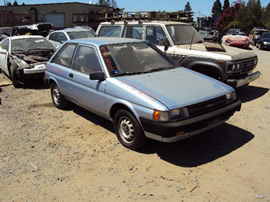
left=0, top=35, right=56, bottom=87
left=46, top=37, right=241, bottom=150
left=248, top=27, right=269, bottom=46
left=96, top=21, right=260, bottom=88
left=256, top=32, right=270, bottom=50
left=221, top=31, right=250, bottom=49
left=46, top=27, right=95, bottom=48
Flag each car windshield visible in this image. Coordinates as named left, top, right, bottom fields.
left=100, top=42, right=176, bottom=77
left=67, top=31, right=95, bottom=39
left=11, top=38, right=56, bottom=52
left=262, top=33, right=270, bottom=38
left=166, top=24, right=203, bottom=45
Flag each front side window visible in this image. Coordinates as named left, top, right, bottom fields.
left=0, top=39, right=9, bottom=51
left=123, top=26, right=143, bottom=39
left=100, top=42, right=175, bottom=76
left=52, top=43, right=77, bottom=67
left=72, top=46, right=102, bottom=74
left=146, top=26, right=167, bottom=45
left=98, top=26, right=121, bottom=37
left=166, top=25, right=203, bottom=45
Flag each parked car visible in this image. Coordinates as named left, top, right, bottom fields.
left=198, top=29, right=219, bottom=42
left=46, top=37, right=241, bottom=150
left=249, top=27, right=269, bottom=46
left=0, top=35, right=56, bottom=87
left=221, top=31, right=250, bottom=48
left=96, top=21, right=260, bottom=88
left=46, top=27, right=95, bottom=48
left=256, top=32, right=270, bottom=50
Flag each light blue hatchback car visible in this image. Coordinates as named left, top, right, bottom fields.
left=46, top=37, right=241, bottom=150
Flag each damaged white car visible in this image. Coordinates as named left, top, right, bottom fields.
left=0, top=35, right=56, bottom=87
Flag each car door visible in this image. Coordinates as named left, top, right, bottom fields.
left=0, top=38, right=10, bottom=74
left=70, top=44, right=106, bottom=116
left=50, top=43, right=78, bottom=96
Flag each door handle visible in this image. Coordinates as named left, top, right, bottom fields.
left=69, top=73, right=73, bottom=78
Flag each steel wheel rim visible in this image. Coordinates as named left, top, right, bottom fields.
left=52, top=86, right=61, bottom=105
left=119, top=117, right=135, bottom=144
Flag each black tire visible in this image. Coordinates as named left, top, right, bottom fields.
left=258, top=43, right=263, bottom=50
left=10, top=64, right=21, bottom=88
left=114, top=110, right=147, bottom=150
left=50, top=82, right=68, bottom=109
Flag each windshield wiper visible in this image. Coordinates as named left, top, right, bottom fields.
left=113, top=71, right=144, bottom=77
left=143, top=66, right=176, bottom=73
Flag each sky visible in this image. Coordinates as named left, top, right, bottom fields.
left=1, top=0, right=270, bottom=18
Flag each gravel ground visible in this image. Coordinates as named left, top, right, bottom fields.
left=0, top=46, right=270, bottom=201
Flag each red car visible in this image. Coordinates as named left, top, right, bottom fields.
left=222, top=32, right=250, bottom=48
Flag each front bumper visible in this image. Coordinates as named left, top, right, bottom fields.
left=227, top=71, right=260, bottom=88
left=23, top=64, right=46, bottom=75
left=140, top=100, right=241, bottom=143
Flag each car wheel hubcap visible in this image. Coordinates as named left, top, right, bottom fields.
left=119, top=117, right=135, bottom=144
left=53, top=87, right=61, bottom=105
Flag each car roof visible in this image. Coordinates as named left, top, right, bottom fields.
left=63, top=28, right=93, bottom=32
left=100, top=20, right=188, bottom=26
left=68, top=37, right=144, bottom=46
left=8, top=35, right=45, bottom=40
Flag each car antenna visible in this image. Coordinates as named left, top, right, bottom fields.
left=190, top=31, right=196, bottom=50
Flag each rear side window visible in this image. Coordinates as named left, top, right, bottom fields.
left=52, top=43, right=77, bottom=67
left=98, top=26, right=121, bottom=37
left=72, top=46, right=102, bottom=74
left=123, top=26, right=143, bottom=39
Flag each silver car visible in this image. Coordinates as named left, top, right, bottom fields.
left=45, top=37, right=241, bottom=150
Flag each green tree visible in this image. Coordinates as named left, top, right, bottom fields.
left=212, top=0, right=222, bottom=16
left=111, top=0, right=118, bottom=8
left=262, top=3, right=270, bottom=29
left=7, top=1, right=12, bottom=6
left=223, top=0, right=230, bottom=10
left=184, top=2, right=192, bottom=12
left=13, top=0, right=18, bottom=6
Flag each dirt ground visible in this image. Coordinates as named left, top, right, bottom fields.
left=0, top=47, right=270, bottom=201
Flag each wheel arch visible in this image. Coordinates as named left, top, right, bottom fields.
left=188, top=61, right=224, bottom=81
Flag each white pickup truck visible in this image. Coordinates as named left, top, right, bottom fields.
left=96, top=21, right=260, bottom=88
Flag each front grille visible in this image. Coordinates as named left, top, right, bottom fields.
left=241, top=58, right=256, bottom=74
left=187, top=95, right=227, bottom=117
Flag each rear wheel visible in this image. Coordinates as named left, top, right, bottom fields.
left=114, top=110, right=147, bottom=150
left=10, top=64, right=21, bottom=88
left=50, top=82, right=68, bottom=109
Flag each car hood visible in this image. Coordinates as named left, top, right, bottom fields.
left=115, top=67, right=233, bottom=109
left=174, top=43, right=256, bottom=61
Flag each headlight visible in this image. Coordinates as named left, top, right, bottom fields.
left=236, top=64, right=241, bottom=70
left=263, top=41, right=267, bottom=45
left=226, top=91, right=236, bottom=103
left=153, top=110, right=169, bottom=121
left=170, top=107, right=189, bottom=121
left=14, top=57, right=30, bottom=68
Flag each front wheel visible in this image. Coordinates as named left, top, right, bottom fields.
left=258, top=43, right=263, bottom=50
left=114, top=110, right=147, bottom=150
left=50, top=82, right=68, bottom=109
left=10, top=64, right=21, bottom=88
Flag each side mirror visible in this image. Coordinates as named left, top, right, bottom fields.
left=90, top=71, right=105, bottom=81
left=159, top=38, right=169, bottom=53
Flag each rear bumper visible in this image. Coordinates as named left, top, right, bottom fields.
left=226, top=71, right=260, bottom=88
left=140, top=100, right=241, bottom=143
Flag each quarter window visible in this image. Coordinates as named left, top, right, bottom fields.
left=72, top=46, right=102, bottom=74
left=98, top=26, right=121, bottom=37
left=52, top=43, right=77, bottom=67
